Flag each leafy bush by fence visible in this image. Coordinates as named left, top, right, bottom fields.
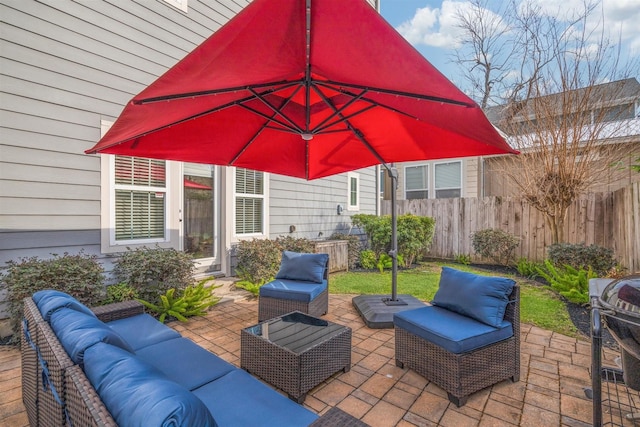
left=351, top=213, right=435, bottom=267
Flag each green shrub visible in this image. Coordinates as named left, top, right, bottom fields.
left=516, top=258, right=541, bottom=279
left=235, top=239, right=282, bottom=285
left=547, top=242, right=616, bottom=276
left=352, top=213, right=435, bottom=267
left=112, top=246, right=195, bottom=303
left=138, top=282, right=221, bottom=323
left=471, top=228, right=520, bottom=266
left=278, top=236, right=315, bottom=253
left=329, top=233, right=362, bottom=270
left=1, top=251, right=105, bottom=343
left=397, top=214, right=436, bottom=266
left=103, top=283, right=139, bottom=304
left=351, top=214, right=391, bottom=255
left=454, top=254, right=471, bottom=265
left=359, top=250, right=378, bottom=270
left=376, top=253, right=405, bottom=273
left=235, top=280, right=264, bottom=297
left=535, top=260, right=596, bottom=304
left=234, top=237, right=315, bottom=287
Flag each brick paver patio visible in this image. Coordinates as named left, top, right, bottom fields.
left=0, top=292, right=634, bottom=426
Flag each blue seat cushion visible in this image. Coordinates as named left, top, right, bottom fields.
left=136, top=337, right=236, bottom=391
left=259, top=279, right=327, bottom=303
left=275, top=251, right=329, bottom=283
left=107, top=313, right=181, bottom=351
left=49, top=308, right=133, bottom=365
left=33, top=290, right=96, bottom=323
left=192, top=369, right=318, bottom=427
left=432, top=267, right=516, bottom=327
left=394, top=305, right=513, bottom=354
left=84, top=342, right=217, bottom=427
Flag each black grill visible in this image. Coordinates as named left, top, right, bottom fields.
left=599, top=275, right=640, bottom=391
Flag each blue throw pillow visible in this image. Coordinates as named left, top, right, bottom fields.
left=84, top=343, right=217, bottom=427
left=432, top=267, right=515, bottom=328
left=275, top=251, right=329, bottom=283
left=33, top=290, right=96, bottom=323
left=49, top=308, right=133, bottom=365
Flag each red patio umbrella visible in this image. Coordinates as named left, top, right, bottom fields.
left=86, top=0, right=517, bottom=325
left=184, top=178, right=212, bottom=190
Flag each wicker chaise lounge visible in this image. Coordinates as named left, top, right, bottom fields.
left=394, top=267, right=520, bottom=407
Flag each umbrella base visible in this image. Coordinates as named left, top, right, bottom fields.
left=382, top=298, right=408, bottom=306
left=352, top=294, right=427, bottom=329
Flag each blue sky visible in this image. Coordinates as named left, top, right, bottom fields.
left=380, top=1, right=452, bottom=77
left=379, top=0, right=640, bottom=93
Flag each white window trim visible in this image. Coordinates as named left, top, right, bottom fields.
left=99, top=119, right=180, bottom=253
left=232, top=167, right=269, bottom=238
left=347, top=172, right=360, bottom=211
left=109, top=156, right=170, bottom=246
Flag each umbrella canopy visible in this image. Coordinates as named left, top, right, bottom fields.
left=86, top=0, right=516, bottom=178
left=86, top=0, right=517, bottom=315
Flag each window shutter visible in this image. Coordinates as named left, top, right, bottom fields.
left=235, top=168, right=265, bottom=234
left=114, top=156, right=166, bottom=241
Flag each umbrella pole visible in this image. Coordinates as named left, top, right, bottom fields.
left=385, top=166, right=406, bottom=306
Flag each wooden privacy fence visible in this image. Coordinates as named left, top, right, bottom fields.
left=381, top=182, right=639, bottom=273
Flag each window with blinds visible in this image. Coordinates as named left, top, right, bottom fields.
left=235, top=168, right=264, bottom=234
left=405, top=165, right=429, bottom=199
left=114, top=156, right=166, bottom=241
left=347, top=172, right=359, bottom=210
left=434, top=161, right=461, bottom=198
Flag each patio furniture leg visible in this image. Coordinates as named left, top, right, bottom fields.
left=447, top=393, right=467, bottom=407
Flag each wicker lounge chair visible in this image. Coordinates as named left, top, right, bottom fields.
left=258, top=251, right=329, bottom=322
left=394, top=267, right=520, bottom=407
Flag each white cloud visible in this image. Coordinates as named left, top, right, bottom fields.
left=526, top=0, right=640, bottom=55
left=396, top=1, right=510, bottom=49
left=396, top=1, right=468, bottom=48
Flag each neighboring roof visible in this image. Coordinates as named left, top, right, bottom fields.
left=485, top=77, right=640, bottom=124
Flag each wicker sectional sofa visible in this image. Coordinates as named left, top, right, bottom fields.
left=21, top=290, right=345, bottom=427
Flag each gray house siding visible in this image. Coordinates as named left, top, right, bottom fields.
left=0, top=0, right=249, bottom=318
left=268, top=168, right=377, bottom=240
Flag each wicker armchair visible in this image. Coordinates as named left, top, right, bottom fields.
left=258, top=251, right=329, bottom=322
left=394, top=268, right=520, bottom=407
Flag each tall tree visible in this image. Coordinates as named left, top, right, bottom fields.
left=454, top=0, right=639, bottom=243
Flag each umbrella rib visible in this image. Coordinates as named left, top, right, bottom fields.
left=314, top=105, right=377, bottom=134
left=238, top=104, right=301, bottom=134
left=310, top=84, right=377, bottom=134
left=313, top=85, right=388, bottom=165
left=311, top=86, right=369, bottom=132
left=315, top=81, right=443, bottom=123
left=305, top=0, right=312, bottom=133
left=248, top=87, right=304, bottom=133
left=97, top=86, right=302, bottom=151
left=133, top=80, right=299, bottom=104
left=315, top=80, right=474, bottom=108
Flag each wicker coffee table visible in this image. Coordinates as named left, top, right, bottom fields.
left=241, top=311, right=351, bottom=403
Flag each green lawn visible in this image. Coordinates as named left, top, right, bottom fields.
left=329, top=261, right=578, bottom=337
